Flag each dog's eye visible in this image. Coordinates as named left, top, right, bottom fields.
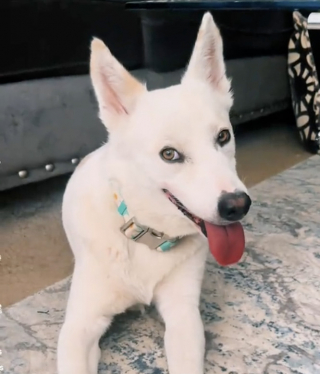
left=217, top=129, right=231, bottom=146
left=160, top=148, right=183, bottom=163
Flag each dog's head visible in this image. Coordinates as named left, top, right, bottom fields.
left=90, top=13, right=251, bottom=262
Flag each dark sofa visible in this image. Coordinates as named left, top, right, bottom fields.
left=1, top=1, right=295, bottom=191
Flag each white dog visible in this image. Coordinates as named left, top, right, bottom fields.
left=57, top=12, right=251, bottom=374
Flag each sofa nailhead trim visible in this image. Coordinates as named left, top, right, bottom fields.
left=13, top=157, right=80, bottom=178
left=45, top=164, right=55, bottom=172
left=18, top=170, right=28, bottom=178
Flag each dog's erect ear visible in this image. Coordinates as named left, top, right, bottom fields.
left=90, top=38, right=146, bottom=128
left=182, top=13, right=231, bottom=97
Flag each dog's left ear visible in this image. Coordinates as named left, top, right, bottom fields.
left=90, top=38, right=146, bottom=129
left=182, top=13, right=232, bottom=99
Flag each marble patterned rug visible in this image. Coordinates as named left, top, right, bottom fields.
left=2, top=156, right=320, bottom=374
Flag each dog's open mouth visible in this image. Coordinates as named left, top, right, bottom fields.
left=163, top=189, right=245, bottom=266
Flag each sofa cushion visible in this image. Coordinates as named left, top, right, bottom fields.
left=3, top=1, right=295, bottom=82
left=141, top=10, right=294, bottom=73
left=1, top=0, right=143, bottom=84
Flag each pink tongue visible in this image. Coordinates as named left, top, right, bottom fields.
left=204, top=221, right=245, bottom=266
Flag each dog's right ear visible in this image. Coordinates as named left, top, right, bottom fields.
left=90, top=38, right=146, bottom=129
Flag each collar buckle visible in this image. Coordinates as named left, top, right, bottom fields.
left=120, top=217, right=178, bottom=250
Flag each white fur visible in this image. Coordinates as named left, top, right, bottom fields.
left=57, top=12, right=248, bottom=374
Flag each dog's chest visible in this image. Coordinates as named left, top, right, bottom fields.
left=123, top=236, right=207, bottom=304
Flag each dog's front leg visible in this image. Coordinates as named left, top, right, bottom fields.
left=154, top=249, right=207, bottom=374
left=57, top=260, right=122, bottom=374
left=58, top=314, right=110, bottom=374
left=160, top=304, right=205, bottom=374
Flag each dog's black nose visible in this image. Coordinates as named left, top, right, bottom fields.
left=218, top=191, right=251, bottom=222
